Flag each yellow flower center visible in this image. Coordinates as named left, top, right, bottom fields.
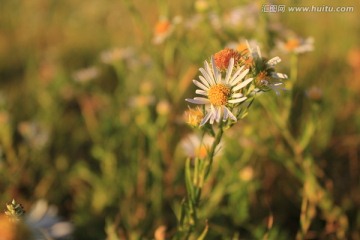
left=208, top=84, right=230, bottom=106
left=285, top=39, right=300, bottom=51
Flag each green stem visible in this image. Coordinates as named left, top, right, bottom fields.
left=205, top=125, right=224, bottom=179
left=181, top=124, right=225, bottom=239
left=289, top=53, right=298, bottom=90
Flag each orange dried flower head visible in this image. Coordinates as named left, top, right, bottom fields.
left=255, top=71, right=269, bottom=86
left=214, top=48, right=241, bottom=71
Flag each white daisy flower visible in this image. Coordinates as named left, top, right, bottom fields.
left=247, top=42, right=288, bottom=94
left=277, top=36, right=314, bottom=54
left=249, top=43, right=287, bottom=79
left=186, top=57, right=253, bottom=126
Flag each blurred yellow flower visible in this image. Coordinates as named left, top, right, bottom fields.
left=194, top=0, right=209, bottom=12
left=154, top=225, right=167, bottom=240
left=156, top=100, right=171, bottom=116
left=239, top=166, right=254, bottom=182
left=184, top=107, right=204, bottom=127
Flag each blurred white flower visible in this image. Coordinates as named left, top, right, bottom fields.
left=25, top=199, right=73, bottom=240
left=208, top=12, right=221, bottom=30
left=99, top=47, right=135, bottom=64
left=72, top=66, right=100, bottom=84
left=184, top=14, right=203, bottom=30
left=152, top=16, right=181, bottom=45
left=277, top=36, right=314, bottom=54
left=181, top=134, right=222, bottom=159
left=223, top=3, right=259, bottom=30
left=18, top=121, right=50, bottom=149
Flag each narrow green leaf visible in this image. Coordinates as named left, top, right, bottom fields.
left=185, top=158, right=195, bottom=203
left=299, top=120, right=315, bottom=150
left=197, top=220, right=209, bottom=240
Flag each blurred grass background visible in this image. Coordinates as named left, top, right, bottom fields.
left=0, top=0, right=359, bottom=239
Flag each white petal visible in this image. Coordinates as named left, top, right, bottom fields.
left=231, top=93, right=243, bottom=98
left=223, top=107, right=229, bottom=120
left=256, top=46, right=262, bottom=59
left=232, top=78, right=253, bottom=91
left=200, top=111, right=212, bottom=126
left=230, top=68, right=249, bottom=86
left=204, top=61, right=216, bottom=84
left=209, top=105, right=217, bottom=124
left=267, top=56, right=281, bottom=66
left=224, top=58, right=234, bottom=84
left=224, top=106, right=237, bottom=121
left=211, top=57, right=221, bottom=84
left=271, top=72, right=288, bottom=79
left=195, top=89, right=207, bottom=96
left=185, top=98, right=210, bottom=104
left=228, top=66, right=245, bottom=84
left=200, top=67, right=215, bottom=85
left=193, top=80, right=209, bottom=91
left=228, top=97, right=247, bottom=104
left=209, top=113, right=215, bottom=124
left=194, top=97, right=210, bottom=102
left=199, top=76, right=211, bottom=87
left=215, top=106, right=222, bottom=123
